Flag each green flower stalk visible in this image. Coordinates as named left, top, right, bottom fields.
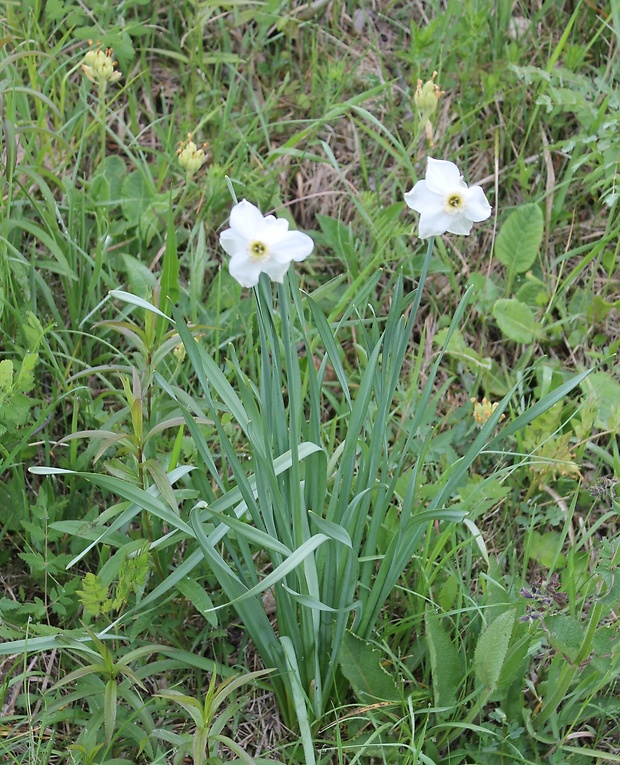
left=81, top=41, right=122, bottom=167
left=414, top=71, right=444, bottom=144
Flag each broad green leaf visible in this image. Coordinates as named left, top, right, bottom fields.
left=494, top=203, right=544, bottom=274
left=545, top=613, right=584, bottom=662
left=121, top=172, right=155, bottom=225
left=474, top=608, right=515, bottom=693
left=492, top=298, right=542, bottom=343
left=339, top=631, right=400, bottom=703
left=425, top=611, right=462, bottom=708
left=89, top=174, right=109, bottom=204
left=139, top=198, right=169, bottom=244
left=516, top=276, right=548, bottom=308
left=597, top=567, right=620, bottom=608
left=437, top=574, right=459, bottom=612
left=591, top=625, right=620, bottom=674
left=102, top=154, right=127, bottom=201
left=433, top=327, right=492, bottom=371
left=482, top=558, right=512, bottom=622
left=469, top=271, right=501, bottom=313
left=495, top=631, right=531, bottom=695
left=529, top=530, right=566, bottom=568
left=580, top=371, right=620, bottom=432
left=121, top=254, right=157, bottom=295
left=0, top=359, right=13, bottom=392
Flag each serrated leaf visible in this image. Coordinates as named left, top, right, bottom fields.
left=495, top=203, right=543, bottom=274
left=16, top=352, right=38, bottom=392
left=492, top=298, right=542, bottom=343
left=425, top=611, right=462, bottom=708
left=474, top=608, right=515, bottom=692
left=339, top=631, right=400, bottom=703
left=76, top=573, right=113, bottom=617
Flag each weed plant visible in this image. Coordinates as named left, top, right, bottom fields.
left=0, top=1, right=619, bottom=764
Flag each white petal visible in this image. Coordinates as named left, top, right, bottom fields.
left=404, top=180, right=444, bottom=215
left=446, top=214, right=474, bottom=236
left=229, top=199, right=267, bottom=239
left=261, top=258, right=291, bottom=283
left=464, top=185, right=492, bottom=222
left=263, top=215, right=289, bottom=231
left=270, top=230, right=314, bottom=263
left=260, top=217, right=291, bottom=249
left=228, top=255, right=263, bottom=288
left=425, top=158, right=463, bottom=194
left=417, top=208, right=455, bottom=238
left=219, top=228, right=247, bottom=258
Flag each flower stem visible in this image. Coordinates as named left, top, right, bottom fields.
left=98, top=81, right=106, bottom=168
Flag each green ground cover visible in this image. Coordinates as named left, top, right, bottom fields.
left=0, top=1, right=619, bottom=763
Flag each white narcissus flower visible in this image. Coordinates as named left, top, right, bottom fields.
left=219, top=200, right=314, bottom=288
left=404, top=157, right=492, bottom=238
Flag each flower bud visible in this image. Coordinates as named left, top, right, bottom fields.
left=81, top=41, right=122, bottom=86
left=471, top=397, right=504, bottom=426
left=414, top=72, right=444, bottom=144
left=414, top=71, right=443, bottom=120
left=177, top=134, right=208, bottom=177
